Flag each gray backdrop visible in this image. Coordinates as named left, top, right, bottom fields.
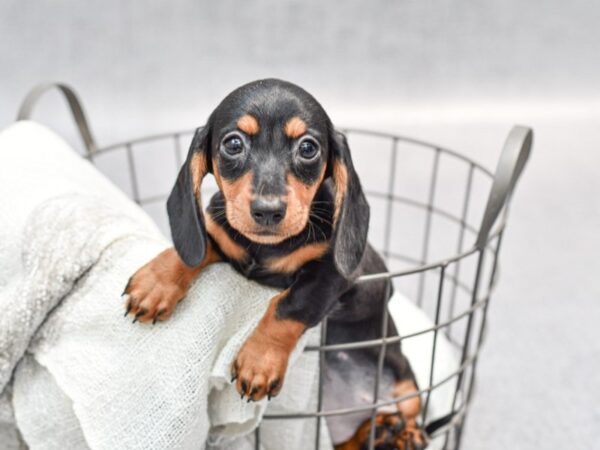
left=1, top=1, right=599, bottom=448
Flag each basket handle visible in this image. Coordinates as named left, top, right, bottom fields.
left=476, top=125, right=533, bottom=249
left=16, top=82, right=97, bottom=156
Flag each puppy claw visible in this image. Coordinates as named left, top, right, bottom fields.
left=267, top=379, right=280, bottom=398
left=122, top=278, right=132, bottom=296
left=247, top=387, right=259, bottom=402
left=132, top=309, right=146, bottom=324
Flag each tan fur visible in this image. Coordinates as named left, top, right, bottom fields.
left=190, top=152, right=207, bottom=200
left=250, top=289, right=305, bottom=353
left=335, top=380, right=426, bottom=450
left=215, top=166, right=259, bottom=239
left=205, top=213, right=247, bottom=262
left=284, top=116, right=307, bottom=139
left=276, top=168, right=326, bottom=237
left=233, top=289, right=305, bottom=401
left=213, top=156, right=327, bottom=245
left=237, top=114, right=260, bottom=135
left=332, top=160, right=348, bottom=226
left=124, top=244, right=220, bottom=322
left=335, top=414, right=401, bottom=450
left=266, top=241, right=329, bottom=273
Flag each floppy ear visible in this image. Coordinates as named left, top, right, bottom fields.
left=328, top=130, right=370, bottom=277
left=167, top=125, right=212, bottom=267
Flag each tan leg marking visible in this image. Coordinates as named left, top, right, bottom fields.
left=124, top=243, right=220, bottom=323
left=335, top=413, right=405, bottom=450
left=231, top=289, right=305, bottom=401
left=335, top=380, right=427, bottom=450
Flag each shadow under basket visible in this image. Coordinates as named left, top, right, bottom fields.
left=17, top=83, right=532, bottom=450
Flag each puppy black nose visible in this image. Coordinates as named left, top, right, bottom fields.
left=251, top=198, right=286, bottom=226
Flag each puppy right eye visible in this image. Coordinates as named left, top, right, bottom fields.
left=223, top=136, right=244, bottom=155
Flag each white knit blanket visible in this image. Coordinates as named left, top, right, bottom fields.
left=0, top=122, right=329, bottom=450
left=0, top=121, right=457, bottom=450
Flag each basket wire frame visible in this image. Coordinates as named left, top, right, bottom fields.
left=17, top=83, right=532, bottom=450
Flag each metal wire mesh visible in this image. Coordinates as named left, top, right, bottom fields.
left=17, top=84, right=532, bottom=450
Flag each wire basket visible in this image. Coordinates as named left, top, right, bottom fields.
left=18, top=84, right=532, bottom=450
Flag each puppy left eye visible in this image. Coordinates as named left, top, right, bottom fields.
left=298, top=140, right=319, bottom=160
left=223, top=136, right=244, bottom=155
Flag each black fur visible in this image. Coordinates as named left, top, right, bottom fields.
left=329, top=131, right=371, bottom=277
left=167, top=126, right=211, bottom=267
left=167, top=79, right=422, bottom=447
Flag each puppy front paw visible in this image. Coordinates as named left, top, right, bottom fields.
left=123, top=248, right=197, bottom=324
left=231, top=333, right=290, bottom=402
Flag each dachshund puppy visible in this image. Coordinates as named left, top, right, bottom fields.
left=123, top=79, right=426, bottom=449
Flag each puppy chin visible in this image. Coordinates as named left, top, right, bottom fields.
left=243, top=232, right=288, bottom=245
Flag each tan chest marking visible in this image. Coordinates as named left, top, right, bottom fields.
left=266, top=241, right=329, bottom=273
left=205, top=214, right=248, bottom=262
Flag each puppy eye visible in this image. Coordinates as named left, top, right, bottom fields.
left=223, top=135, right=244, bottom=155
left=298, top=140, right=319, bottom=160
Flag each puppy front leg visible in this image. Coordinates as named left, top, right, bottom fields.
left=123, top=241, right=220, bottom=323
left=232, top=260, right=348, bottom=401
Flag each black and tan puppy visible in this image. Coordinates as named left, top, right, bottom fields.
left=123, top=79, right=426, bottom=449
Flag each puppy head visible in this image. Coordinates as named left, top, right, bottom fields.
left=168, top=79, right=369, bottom=277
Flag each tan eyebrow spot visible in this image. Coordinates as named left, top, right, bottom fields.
left=237, top=114, right=260, bottom=135
left=284, top=117, right=307, bottom=139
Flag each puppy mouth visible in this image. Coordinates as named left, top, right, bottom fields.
left=253, top=229, right=278, bottom=236
left=243, top=229, right=288, bottom=245
left=246, top=226, right=284, bottom=239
